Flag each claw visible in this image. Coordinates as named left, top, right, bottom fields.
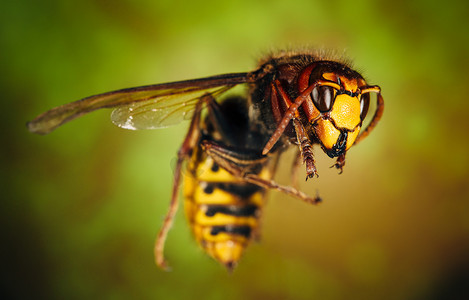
left=304, top=156, right=318, bottom=181
left=305, top=170, right=319, bottom=181
left=314, top=192, right=322, bottom=204
left=331, top=154, right=345, bottom=174
left=329, top=162, right=344, bottom=174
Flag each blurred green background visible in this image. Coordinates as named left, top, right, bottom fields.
left=2, top=0, right=469, bottom=299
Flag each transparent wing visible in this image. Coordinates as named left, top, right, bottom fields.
left=111, top=85, right=232, bottom=130
left=27, top=72, right=251, bottom=135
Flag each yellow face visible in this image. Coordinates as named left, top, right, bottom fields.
left=311, top=73, right=366, bottom=157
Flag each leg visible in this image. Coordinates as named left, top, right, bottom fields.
left=262, top=79, right=327, bottom=155
left=331, top=153, right=346, bottom=174
left=202, top=140, right=321, bottom=205
left=263, top=80, right=319, bottom=178
left=154, top=96, right=207, bottom=270
left=292, top=118, right=318, bottom=179
left=244, top=173, right=321, bottom=205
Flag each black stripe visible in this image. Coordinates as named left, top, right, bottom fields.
left=205, top=204, right=258, bottom=217
left=210, top=225, right=252, bottom=238
left=213, top=182, right=263, bottom=198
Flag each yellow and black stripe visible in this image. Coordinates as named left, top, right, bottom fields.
left=183, top=96, right=274, bottom=270
left=184, top=144, right=274, bottom=270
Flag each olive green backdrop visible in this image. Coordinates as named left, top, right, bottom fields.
left=2, top=0, right=469, bottom=299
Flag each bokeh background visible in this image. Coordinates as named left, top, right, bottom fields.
left=2, top=0, right=469, bottom=299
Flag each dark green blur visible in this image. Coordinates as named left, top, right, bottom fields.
left=2, top=0, right=469, bottom=299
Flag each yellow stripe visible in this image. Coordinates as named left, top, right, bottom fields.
left=194, top=157, right=237, bottom=182
left=193, top=226, right=250, bottom=243
left=183, top=145, right=273, bottom=268
left=193, top=207, right=259, bottom=227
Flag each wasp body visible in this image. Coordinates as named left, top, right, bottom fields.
left=27, top=50, right=384, bottom=270
left=183, top=96, right=275, bottom=270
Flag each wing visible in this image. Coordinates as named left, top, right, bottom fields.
left=27, top=72, right=251, bottom=135
left=111, top=85, right=232, bottom=130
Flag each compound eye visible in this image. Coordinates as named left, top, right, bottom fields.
left=311, top=85, right=335, bottom=112
left=359, top=93, right=370, bottom=120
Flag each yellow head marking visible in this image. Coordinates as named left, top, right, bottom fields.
left=314, top=118, right=341, bottom=150
left=345, top=126, right=360, bottom=150
left=330, top=94, right=361, bottom=130
left=322, top=72, right=338, bottom=82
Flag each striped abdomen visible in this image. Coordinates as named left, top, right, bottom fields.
left=184, top=146, right=272, bottom=270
